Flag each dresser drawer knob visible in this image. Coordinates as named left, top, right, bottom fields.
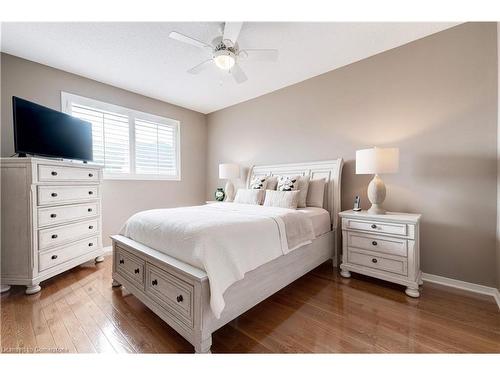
left=89, top=173, right=93, bottom=177
left=372, top=241, right=378, bottom=246
left=51, top=234, right=58, bottom=239
left=88, top=242, right=93, bottom=247
left=88, top=191, right=93, bottom=195
left=51, top=255, right=58, bottom=260
left=372, top=258, right=378, bottom=264
left=51, top=171, right=58, bottom=176
left=51, top=193, right=58, bottom=197
left=152, top=279, right=158, bottom=286
left=176, top=294, right=183, bottom=303
left=88, top=208, right=93, bottom=212
left=134, top=268, right=140, bottom=274
left=371, top=224, right=377, bottom=229
left=89, top=225, right=94, bottom=230
left=50, top=213, right=57, bottom=218
left=119, top=259, right=124, bottom=264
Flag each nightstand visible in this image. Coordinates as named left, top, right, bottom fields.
left=338, top=210, right=422, bottom=297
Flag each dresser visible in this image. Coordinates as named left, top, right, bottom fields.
left=1, top=157, right=104, bottom=294
left=339, top=210, right=422, bottom=297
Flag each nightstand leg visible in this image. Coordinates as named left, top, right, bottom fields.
left=405, top=287, right=420, bottom=298
left=340, top=269, right=351, bottom=278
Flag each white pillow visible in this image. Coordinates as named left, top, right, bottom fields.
left=263, top=190, right=300, bottom=209
left=306, top=178, right=326, bottom=208
left=277, top=175, right=299, bottom=191
left=249, top=176, right=268, bottom=190
left=234, top=189, right=265, bottom=205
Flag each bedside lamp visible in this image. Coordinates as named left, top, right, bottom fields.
left=356, top=147, right=399, bottom=215
left=219, top=163, right=240, bottom=202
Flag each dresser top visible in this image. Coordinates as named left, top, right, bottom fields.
left=1, top=156, right=103, bottom=169
left=339, top=209, right=421, bottom=223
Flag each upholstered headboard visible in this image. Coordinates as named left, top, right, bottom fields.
left=246, top=159, right=344, bottom=228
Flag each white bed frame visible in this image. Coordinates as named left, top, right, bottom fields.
left=110, top=159, right=343, bottom=353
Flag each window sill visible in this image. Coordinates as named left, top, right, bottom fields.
left=103, top=173, right=181, bottom=181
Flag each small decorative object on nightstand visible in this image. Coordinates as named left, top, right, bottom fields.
left=214, top=187, right=225, bottom=201
left=339, top=209, right=422, bottom=297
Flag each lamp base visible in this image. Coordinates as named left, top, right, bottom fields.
left=367, top=174, right=387, bottom=215
left=224, top=180, right=235, bottom=202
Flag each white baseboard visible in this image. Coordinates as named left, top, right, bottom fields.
left=422, top=273, right=500, bottom=310
left=103, top=245, right=112, bottom=255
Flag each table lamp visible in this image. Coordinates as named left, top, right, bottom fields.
left=356, top=147, right=399, bottom=214
left=219, top=163, right=240, bottom=202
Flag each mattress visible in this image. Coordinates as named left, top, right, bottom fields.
left=298, top=206, right=331, bottom=237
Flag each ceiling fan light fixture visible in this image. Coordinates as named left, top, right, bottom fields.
left=213, top=50, right=235, bottom=70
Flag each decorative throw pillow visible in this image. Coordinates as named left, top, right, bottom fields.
left=249, top=176, right=268, bottom=190
left=266, top=176, right=278, bottom=190
left=277, top=175, right=300, bottom=191
left=306, top=178, right=326, bottom=208
left=263, top=190, right=300, bottom=209
left=233, top=189, right=265, bottom=205
left=296, top=176, right=310, bottom=208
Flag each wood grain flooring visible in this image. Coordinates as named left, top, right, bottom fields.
left=1, top=256, right=499, bottom=353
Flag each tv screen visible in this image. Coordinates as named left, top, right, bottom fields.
left=13, top=97, right=93, bottom=161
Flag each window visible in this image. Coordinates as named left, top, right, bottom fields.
left=61, top=92, right=180, bottom=180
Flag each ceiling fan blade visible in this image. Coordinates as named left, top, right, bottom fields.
left=223, top=22, right=243, bottom=44
left=169, top=31, right=212, bottom=49
left=231, top=63, right=247, bottom=84
left=187, top=59, right=213, bottom=74
left=240, top=49, right=279, bottom=62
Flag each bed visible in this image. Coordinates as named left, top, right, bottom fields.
left=110, top=159, right=343, bottom=353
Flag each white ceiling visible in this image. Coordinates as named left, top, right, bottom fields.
left=1, top=22, right=459, bottom=114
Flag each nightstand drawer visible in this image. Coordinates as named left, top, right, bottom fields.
left=347, top=232, right=407, bottom=257
left=344, top=218, right=407, bottom=236
left=347, top=248, right=407, bottom=276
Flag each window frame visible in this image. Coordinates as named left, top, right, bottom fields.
left=61, top=92, right=181, bottom=181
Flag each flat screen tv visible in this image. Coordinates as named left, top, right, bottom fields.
left=13, top=96, right=93, bottom=161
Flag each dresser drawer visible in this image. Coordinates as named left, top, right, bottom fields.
left=347, top=232, right=407, bottom=257
left=115, top=246, right=145, bottom=287
left=39, top=236, right=99, bottom=272
left=145, top=263, right=193, bottom=327
left=38, top=185, right=99, bottom=205
left=347, top=248, right=407, bottom=276
left=38, top=164, right=99, bottom=182
left=344, top=218, right=408, bottom=237
left=38, top=202, right=99, bottom=227
left=38, top=218, right=99, bottom=250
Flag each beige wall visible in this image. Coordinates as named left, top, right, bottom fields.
left=207, top=23, right=499, bottom=287
left=1, top=53, right=207, bottom=246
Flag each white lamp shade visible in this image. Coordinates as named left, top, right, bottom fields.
left=356, top=147, right=399, bottom=175
left=219, top=163, right=240, bottom=179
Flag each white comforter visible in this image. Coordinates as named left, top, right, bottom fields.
left=119, top=202, right=315, bottom=318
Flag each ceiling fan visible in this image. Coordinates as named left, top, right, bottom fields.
left=168, top=22, right=279, bottom=84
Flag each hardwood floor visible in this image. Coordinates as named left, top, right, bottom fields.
left=1, top=256, right=499, bottom=353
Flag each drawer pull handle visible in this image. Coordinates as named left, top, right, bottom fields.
left=372, top=241, right=378, bottom=246
left=88, top=191, right=93, bottom=195
left=176, top=295, right=183, bottom=303
left=119, top=259, right=124, bottom=264
left=88, top=243, right=93, bottom=247
left=51, top=234, right=58, bottom=239
left=134, top=268, right=140, bottom=274
left=51, top=193, right=58, bottom=197
left=51, top=171, right=58, bottom=176
left=88, top=208, right=93, bottom=212
left=51, top=255, right=58, bottom=260
left=89, top=173, right=93, bottom=177
left=372, top=258, right=378, bottom=264
left=152, top=279, right=158, bottom=286
left=89, top=225, right=94, bottom=230
left=50, top=213, right=57, bottom=218
left=371, top=224, right=377, bottom=229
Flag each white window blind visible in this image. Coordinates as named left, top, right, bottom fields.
left=62, top=92, right=180, bottom=180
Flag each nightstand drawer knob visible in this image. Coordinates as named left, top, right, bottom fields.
left=51, top=171, right=58, bottom=176
left=50, top=213, right=57, bottom=218
left=372, top=241, right=378, bottom=246
left=119, top=259, right=124, bottom=264
left=51, top=234, right=58, bottom=239
left=134, top=268, right=140, bottom=274
left=371, top=258, right=378, bottom=264
left=51, top=255, right=58, bottom=260
left=176, top=294, right=183, bottom=303
left=371, top=224, right=377, bottom=229
left=51, top=193, right=58, bottom=197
